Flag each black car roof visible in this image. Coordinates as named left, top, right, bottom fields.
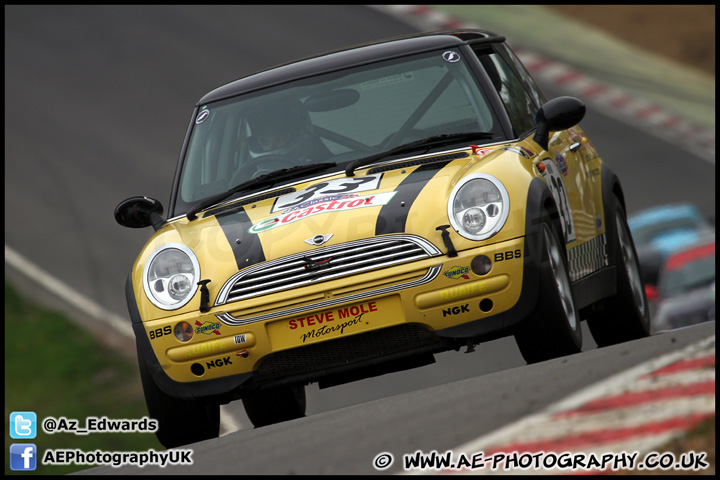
left=197, top=29, right=504, bottom=105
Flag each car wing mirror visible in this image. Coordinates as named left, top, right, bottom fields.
left=114, top=196, right=166, bottom=231
left=533, top=96, right=586, bottom=150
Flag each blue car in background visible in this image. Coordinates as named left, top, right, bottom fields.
left=628, top=203, right=714, bottom=286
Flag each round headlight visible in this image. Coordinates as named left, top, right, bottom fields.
left=448, top=174, right=509, bottom=240
left=461, top=207, right=486, bottom=234
left=143, top=243, right=200, bottom=310
left=168, top=274, right=192, bottom=300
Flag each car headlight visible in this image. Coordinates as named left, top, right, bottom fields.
left=142, top=243, right=200, bottom=310
left=448, top=173, right=509, bottom=240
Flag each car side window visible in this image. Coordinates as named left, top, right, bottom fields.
left=472, top=47, right=538, bottom=137
left=496, top=43, right=547, bottom=107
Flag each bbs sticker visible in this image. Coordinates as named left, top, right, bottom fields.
left=148, top=325, right=171, bottom=340
left=494, top=249, right=522, bottom=262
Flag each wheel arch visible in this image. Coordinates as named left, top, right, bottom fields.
left=528, top=177, right=567, bottom=256
left=436, top=176, right=562, bottom=341
left=599, top=163, right=627, bottom=267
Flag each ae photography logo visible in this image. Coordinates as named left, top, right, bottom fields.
left=8, top=410, right=194, bottom=470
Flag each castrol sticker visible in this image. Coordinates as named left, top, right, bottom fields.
left=272, top=175, right=383, bottom=213
left=249, top=191, right=396, bottom=234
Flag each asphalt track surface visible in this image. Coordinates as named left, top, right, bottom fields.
left=4, top=5, right=715, bottom=475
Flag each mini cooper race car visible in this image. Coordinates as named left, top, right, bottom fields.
left=115, top=29, right=650, bottom=448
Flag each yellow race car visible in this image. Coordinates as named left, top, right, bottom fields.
left=115, top=29, right=650, bottom=448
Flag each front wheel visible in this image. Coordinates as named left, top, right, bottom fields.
left=242, top=385, right=306, bottom=428
left=138, top=354, right=220, bottom=448
left=587, top=197, right=651, bottom=346
left=515, top=215, right=582, bottom=363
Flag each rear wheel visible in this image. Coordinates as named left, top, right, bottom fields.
left=587, top=197, right=651, bottom=345
left=138, top=354, right=220, bottom=448
left=515, top=214, right=582, bottom=363
left=242, top=385, right=306, bottom=428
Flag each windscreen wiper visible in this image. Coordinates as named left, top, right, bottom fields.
left=344, top=132, right=494, bottom=177
left=186, top=162, right=336, bottom=220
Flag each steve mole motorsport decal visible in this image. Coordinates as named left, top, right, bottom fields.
left=287, top=301, right=378, bottom=343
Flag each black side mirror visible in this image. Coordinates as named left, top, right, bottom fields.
left=532, top=96, right=586, bottom=150
left=114, top=196, right=166, bottom=231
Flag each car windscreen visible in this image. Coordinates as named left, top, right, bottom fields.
left=174, top=49, right=504, bottom=215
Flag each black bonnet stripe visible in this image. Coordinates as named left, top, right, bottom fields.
left=374, top=161, right=452, bottom=235
left=215, top=207, right=266, bottom=271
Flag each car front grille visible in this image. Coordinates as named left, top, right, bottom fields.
left=253, top=323, right=442, bottom=381
left=215, top=235, right=441, bottom=305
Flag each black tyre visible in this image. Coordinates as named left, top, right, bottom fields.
left=138, top=355, right=220, bottom=448
left=515, top=214, right=582, bottom=363
left=242, top=385, right=306, bottom=428
left=587, top=197, right=651, bottom=346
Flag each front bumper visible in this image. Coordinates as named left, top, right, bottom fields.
left=129, top=224, right=544, bottom=402
left=130, top=180, right=558, bottom=402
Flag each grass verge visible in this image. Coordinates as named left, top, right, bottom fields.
left=4, top=282, right=162, bottom=475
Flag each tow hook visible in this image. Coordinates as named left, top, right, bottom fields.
left=198, top=279, right=211, bottom=313
left=436, top=225, right=458, bottom=258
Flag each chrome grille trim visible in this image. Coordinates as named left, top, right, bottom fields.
left=216, top=265, right=441, bottom=326
left=215, top=234, right=441, bottom=306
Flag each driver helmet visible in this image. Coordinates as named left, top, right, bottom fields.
left=246, top=96, right=313, bottom=159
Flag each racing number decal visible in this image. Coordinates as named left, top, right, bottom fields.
left=540, top=159, right=576, bottom=243
left=273, top=175, right=383, bottom=212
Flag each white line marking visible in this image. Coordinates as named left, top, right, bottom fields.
left=5, top=244, right=133, bottom=338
